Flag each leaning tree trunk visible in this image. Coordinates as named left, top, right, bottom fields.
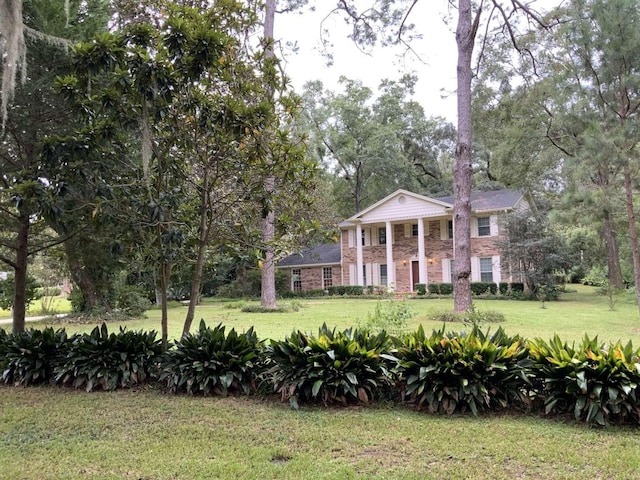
left=183, top=174, right=211, bottom=336
left=11, top=212, right=29, bottom=333
left=260, top=0, right=277, bottom=309
left=453, top=0, right=476, bottom=312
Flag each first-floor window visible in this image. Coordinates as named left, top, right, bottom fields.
left=292, top=269, right=302, bottom=292
left=479, top=258, right=493, bottom=282
left=449, top=259, right=455, bottom=283
left=323, top=267, right=333, bottom=288
left=379, top=264, right=388, bottom=286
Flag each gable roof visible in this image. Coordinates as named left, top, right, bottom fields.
left=339, top=188, right=525, bottom=227
left=436, top=189, right=525, bottom=213
left=278, top=242, right=341, bottom=268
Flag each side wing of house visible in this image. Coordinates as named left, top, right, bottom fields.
left=277, top=243, right=342, bottom=292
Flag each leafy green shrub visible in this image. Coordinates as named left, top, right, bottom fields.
left=429, top=308, right=505, bottom=325
left=54, top=324, right=163, bottom=391
left=470, top=282, right=497, bottom=295
left=361, top=299, right=414, bottom=337
left=280, top=288, right=326, bottom=299
left=35, top=286, right=63, bottom=298
left=414, top=284, right=427, bottom=295
left=266, top=324, right=395, bottom=409
left=528, top=335, right=640, bottom=426
left=0, top=274, right=39, bottom=311
left=327, top=285, right=364, bottom=296
left=427, top=283, right=454, bottom=295
left=117, top=285, right=151, bottom=316
left=0, top=327, right=10, bottom=371
left=68, top=286, right=84, bottom=312
left=223, top=301, right=247, bottom=310
left=241, top=304, right=293, bottom=313
left=160, top=321, right=263, bottom=396
left=395, top=325, right=531, bottom=415
left=2, top=327, right=72, bottom=386
left=498, top=282, right=525, bottom=295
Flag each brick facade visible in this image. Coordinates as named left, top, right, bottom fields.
left=279, top=189, right=527, bottom=293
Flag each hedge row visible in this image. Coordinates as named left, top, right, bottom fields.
left=2, top=322, right=640, bottom=426
left=416, top=282, right=525, bottom=296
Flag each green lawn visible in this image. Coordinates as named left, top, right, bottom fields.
left=3, top=285, right=640, bottom=479
left=1, top=386, right=640, bottom=480
left=8, top=284, right=640, bottom=345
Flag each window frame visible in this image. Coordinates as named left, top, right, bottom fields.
left=292, top=268, right=302, bottom=292
left=380, top=264, right=388, bottom=286
left=477, top=217, right=491, bottom=237
left=322, top=267, right=333, bottom=288
left=479, top=258, right=493, bottom=282
left=378, top=227, right=387, bottom=245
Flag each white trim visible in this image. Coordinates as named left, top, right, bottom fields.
left=492, top=255, right=502, bottom=283
left=490, top=215, right=499, bottom=236
left=471, top=256, right=480, bottom=282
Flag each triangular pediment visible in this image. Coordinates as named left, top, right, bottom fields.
left=347, top=190, right=452, bottom=224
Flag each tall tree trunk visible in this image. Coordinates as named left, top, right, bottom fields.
left=260, top=0, right=277, bottom=309
left=183, top=177, right=210, bottom=336
left=602, top=209, right=624, bottom=289
left=64, top=238, right=99, bottom=311
left=159, top=261, right=169, bottom=351
left=623, top=164, right=640, bottom=317
left=453, top=0, right=476, bottom=312
left=12, top=212, right=29, bottom=333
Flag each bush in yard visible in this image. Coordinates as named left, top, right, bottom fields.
left=361, top=299, right=413, bottom=337
left=528, top=335, right=640, bottom=426
left=427, top=283, right=453, bottom=295
left=159, top=320, right=264, bottom=396
left=2, top=327, right=73, bottom=386
left=266, top=323, right=395, bottom=409
left=54, top=323, right=163, bottom=391
left=395, top=325, right=532, bottom=415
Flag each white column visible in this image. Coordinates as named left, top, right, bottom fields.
left=356, top=224, right=364, bottom=286
left=418, top=217, right=427, bottom=284
left=385, top=221, right=394, bottom=290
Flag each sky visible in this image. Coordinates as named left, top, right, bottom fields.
left=277, top=0, right=561, bottom=123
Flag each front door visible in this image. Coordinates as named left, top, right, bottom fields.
left=411, top=261, right=420, bottom=291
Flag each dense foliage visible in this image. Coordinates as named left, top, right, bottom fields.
left=266, top=324, right=395, bottom=409
left=159, top=321, right=263, bottom=396
left=394, top=326, right=531, bottom=414
left=54, top=324, right=163, bottom=391
left=529, top=335, right=640, bottom=426
left=3, top=321, right=640, bottom=426
left=2, top=327, right=70, bottom=386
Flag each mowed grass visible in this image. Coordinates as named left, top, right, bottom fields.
left=2, top=387, right=640, bottom=480
left=9, top=284, right=640, bottom=345
left=3, top=285, right=640, bottom=479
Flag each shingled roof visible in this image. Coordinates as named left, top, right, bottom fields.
left=278, top=242, right=341, bottom=267
left=436, top=189, right=524, bottom=212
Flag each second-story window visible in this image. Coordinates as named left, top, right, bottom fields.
left=378, top=227, right=386, bottom=245
left=477, top=217, right=491, bottom=236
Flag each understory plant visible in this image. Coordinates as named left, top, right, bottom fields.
left=395, top=325, right=531, bottom=415
left=2, top=327, right=72, bottom=386
left=528, top=335, right=640, bottom=426
left=159, top=320, right=263, bottom=396
left=54, top=323, right=163, bottom=391
left=266, top=323, right=395, bottom=409
left=360, top=299, right=413, bottom=337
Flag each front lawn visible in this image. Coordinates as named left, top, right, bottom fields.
left=10, top=284, right=640, bottom=346
left=1, top=386, right=640, bottom=480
